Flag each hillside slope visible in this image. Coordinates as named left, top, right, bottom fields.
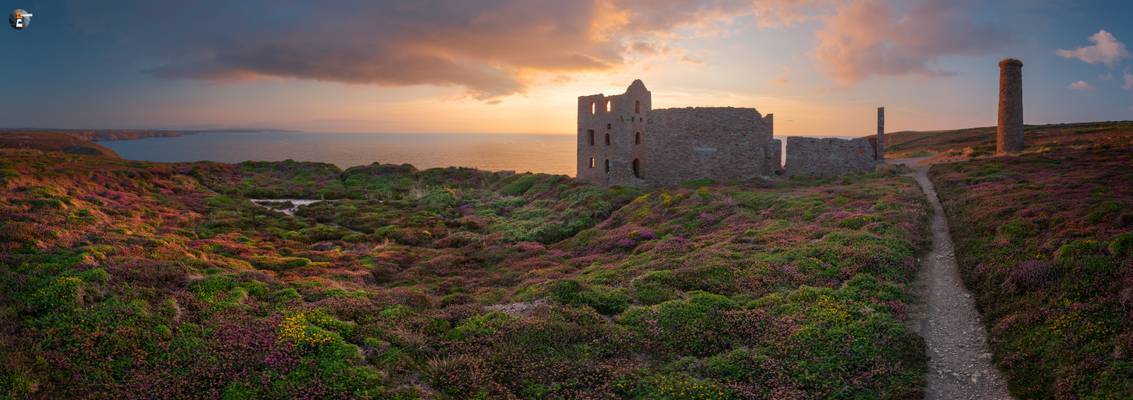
left=930, top=140, right=1133, bottom=398
left=0, top=149, right=931, bottom=399
left=878, top=121, right=1133, bottom=159
left=0, top=131, right=120, bottom=158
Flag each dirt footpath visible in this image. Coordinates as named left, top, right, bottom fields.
left=898, top=159, right=1014, bottom=400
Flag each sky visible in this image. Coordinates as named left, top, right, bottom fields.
left=1, top=0, right=1132, bottom=136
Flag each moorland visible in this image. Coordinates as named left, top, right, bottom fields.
left=0, top=121, right=1130, bottom=399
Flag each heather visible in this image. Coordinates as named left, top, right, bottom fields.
left=1, top=149, right=930, bottom=399
left=882, top=121, right=1133, bottom=159
left=930, top=143, right=1133, bottom=398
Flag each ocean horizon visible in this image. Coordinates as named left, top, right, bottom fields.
left=104, top=131, right=579, bottom=176
left=103, top=131, right=864, bottom=176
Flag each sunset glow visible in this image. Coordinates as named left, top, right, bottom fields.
left=3, top=1, right=1132, bottom=135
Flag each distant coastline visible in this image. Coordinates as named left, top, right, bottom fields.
left=0, top=128, right=294, bottom=142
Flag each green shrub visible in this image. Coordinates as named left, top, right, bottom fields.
left=0, top=370, right=37, bottom=399
left=631, top=270, right=682, bottom=305
left=1055, top=239, right=1108, bottom=261
left=618, top=292, right=738, bottom=356
left=499, top=175, right=542, bottom=196
left=251, top=255, right=312, bottom=271
left=614, top=373, right=735, bottom=400
left=272, top=288, right=302, bottom=303
left=546, top=280, right=630, bottom=315
left=1109, top=232, right=1133, bottom=258
left=752, top=286, right=927, bottom=398
left=30, top=276, right=84, bottom=311
left=417, top=188, right=458, bottom=210
left=379, top=305, right=411, bottom=320
left=447, top=312, right=514, bottom=340
left=0, top=164, right=18, bottom=185
left=221, top=382, right=258, bottom=400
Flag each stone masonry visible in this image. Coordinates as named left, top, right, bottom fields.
left=765, top=138, right=783, bottom=175
left=577, top=80, right=880, bottom=186
left=997, top=58, right=1024, bottom=155
left=783, top=137, right=879, bottom=177
left=577, top=80, right=777, bottom=186
left=877, top=107, right=885, bottom=160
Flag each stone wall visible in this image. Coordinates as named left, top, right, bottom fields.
left=765, top=138, right=782, bottom=174
left=640, top=107, right=773, bottom=185
left=577, top=80, right=651, bottom=186
left=783, top=137, right=879, bottom=177
left=579, top=80, right=886, bottom=186
left=578, top=80, right=775, bottom=187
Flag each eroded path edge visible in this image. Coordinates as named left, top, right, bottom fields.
left=898, top=159, right=1014, bottom=400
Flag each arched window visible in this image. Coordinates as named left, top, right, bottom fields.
left=605, top=100, right=612, bottom=113
left=604, top=133, right=610, bottom=146
left=635, top=132, right=641, bottom=145
left=606, top=123, right=611, bottom=130
left=590, top=102, right=596, bottom=115
left=587, top=130, right=595, bottom=146
left=632, top=159, right=641, bottom=178
left=635, top=100, right=640, bottom=114
left=589, top=158, right=595, bottom=168
left=604, top=159, right=609, bottom=173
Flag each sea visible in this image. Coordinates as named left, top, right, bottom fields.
left=104, top=131, right=834, bottom=177
left=104, top=131, right=579, bottom=176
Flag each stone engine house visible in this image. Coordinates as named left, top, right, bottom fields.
left=577, top=80, right=782, bottom=186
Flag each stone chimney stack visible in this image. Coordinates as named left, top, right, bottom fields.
left=997, top=59, right=1024, bottom=155
left=876, top=107, right=885, bottom=160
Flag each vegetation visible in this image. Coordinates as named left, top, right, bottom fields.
left=0, top=148, right=932, bottom=399
left=931, top=137, right=1133, bottom=398
left=880, top=120, right=1133, bottom=159
left=0, top=131, right=121, bottom=158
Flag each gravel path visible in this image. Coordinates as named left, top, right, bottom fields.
left=898, top=158, right=1014, bottom=400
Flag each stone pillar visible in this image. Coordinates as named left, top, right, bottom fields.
left=997, top=59, right=1024, bottom=155
left=876, top=107, right=884, bottom=160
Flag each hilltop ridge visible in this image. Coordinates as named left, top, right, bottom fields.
left=0, top=131, right=120, bottom=158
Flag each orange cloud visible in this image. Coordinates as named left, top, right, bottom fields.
left=74, top=0, right=1008, bottom=100
left=813, top=0, right=1010, bottom=85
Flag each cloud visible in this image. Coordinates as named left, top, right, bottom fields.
left=813, top=0, right=1011, bottom=85
left=1068, top=80, right=1092, bottom=91
left=65, top=0, right=1009, bottom=98
left=751, top=0, right=839, bottom=28
left=73, top=0, right=758, bottom=100
left=1124, top=69, right=1133, bottom=90
left=1057, top=30, right=1131, bottom=67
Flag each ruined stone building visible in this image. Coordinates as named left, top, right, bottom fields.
left=783, top=136, right=880, bottom=177
left=576, top=80, right=779, bottom=186
left=577, top=80, right=882, bottom=186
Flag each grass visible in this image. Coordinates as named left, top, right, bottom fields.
left=931, top=141, right=1133, bottom=399
left=0, top=148, right=932, bottom=399
left=878, top=120, right=1133, bottom=160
